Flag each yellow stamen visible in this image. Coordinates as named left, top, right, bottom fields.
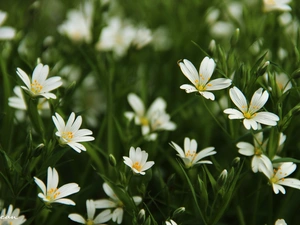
left=31, top=80, right=43, bottom=94
left=86, top=219, right=95, bottom=225
left=62, top=131, right=74, bottom=142
left=133, top=162, right=142, bottom=171
left=140, top=117, right=149, bottom=126
left=46, top=188, right=60, bottom=201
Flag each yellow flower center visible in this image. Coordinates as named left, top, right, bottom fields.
left=243, top=112, right=256, bottom=119
left=86, top=219, right=94, bottom=225
left=132, top=162, right=142, bottom=171
left=140, top=117, right=149, bottom=126
left=265, top=0, right=275, bottom=5
left=46, top=188, right=60, bottom=201
left=185, top=150, right=196, bottom=158
left=254, top=147, right=262, bottom=156
left=31, top=80, right=43, bottom=94
left=62, top=131, right=74, bottom=142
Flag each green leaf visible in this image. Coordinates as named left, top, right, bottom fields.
left=272, top=157, right=300, bottom=164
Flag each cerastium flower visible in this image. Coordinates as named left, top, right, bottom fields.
left=94, top=183, right=142, bottom=224
left=260, top=162, right=300, bottom=194
left=224, top=87, right=280, bottom=130
left=34, top=167, right=80, bottom=206
left=123, top=147, right=155, bottom=175
left=52, top=112, right=95, bottom=153
left=0, top=204, right=26, bottom=225
left=68, top=199, right=111, bottom=224
left=170, top=137, right=216, bottom=169
left=16, top=63, right=63, bottom=99
left=178, top=57, right=231, bottom=100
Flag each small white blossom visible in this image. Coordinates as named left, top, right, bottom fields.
left=263, top=0, right=292, bottom=12
left=125, top=93, right=176, bottom=141
left=68, top=199, right=111, bottom=224
left=170, top=137, right=216, bottom=168
left=94, top=183, right=142, bottom=224
left=275, top=219, right=287, bottom=225
left=52, top=112, right=95, bottom=153
left=95, top=17, right=136, bottom=58
left=0, top=204, right=26, bottom=225
left=224, top=87, right=279, bottom=130
left=123, top=147, right=155, bottom=175
left=166, top=219, right=177, bottom=225
left=236, top=129, right=273, bottom=173
left=16, top=63, right=63, bottom=99
left=260, top=162, right=300, bottom=194
left=34, top=167, right=80, bottom=205
left=0, top=10, right=16, bottom=40
left=58, top=2, right=93, bottom=43
left=178, top=57, right=231, bottom=100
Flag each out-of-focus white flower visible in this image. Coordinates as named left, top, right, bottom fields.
left=94, top=183, right=142, bottom=224
left=95, top=17, right=136, bottom=58
left=0, top=204, right=26, bottom=225
left=123, top=147, right=154, bottom=175
left=124, top=93, right=176, bottom=141
left=236, top=127, right=273, bottom=173
left=34, top=167, right=80, bottom=205
left=16, top=63, right=63, bottom=99
left=0, top=10, right=16, bottom=40
left=132, top=26, right=152, bottom=49
left=275, top=219, right=287, bottom=225
left=8, top=86, right=50, bottom=111
left=275, top=73, right=292, bottom=93
left=210, top=21, right=235, bottom=39
left=170, top=137, right=216, bottom=169
left=260, top=162, right=300, bottom=194
left=166, top=219, right=177, bottom=225
left=58, top=2, right=93, bottom=43
left=263, top=0, right=292, bottom=12
left=224, top=87, right=279, bottom=130
left=68, top=199, right=111, bottom=224
left=152, top=26, right=172, bottom=51
left=178, top=57, right=232, bottom=100
left=52, top=112, right=95, bottom=153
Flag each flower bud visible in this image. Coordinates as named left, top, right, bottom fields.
left=33, top=143, right=44, bottom=157
left=109, top=154, right=117, bottom=167
left=231, top=157, right=240, bottom=168
left=172, top=207, right=185, bottom=217
left=137, top=209, right=145, bottom=224
left=230, top=28, right=240, bottom=47
left=256, top=61, right=270, bottom=77
left=217, top=169, right=228, bottom=187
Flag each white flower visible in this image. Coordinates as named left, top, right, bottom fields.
left=16, top=63, right=63, bottom=99
left=236, top=129, right=273, bottom=173
left=166, top=219, right=177, bottom=225
left=58, top=2, right=93, bottom=43
left=275, top=219, right=287, bottom=225
left=68, top=199, right=111, bottom=224
left=95, top=17, right=136, bottom=58
left=123, top=147, right=155, bottom=175
left=263, top=0, right=291, bottom=12
left=124, top=93, right=176, bottom=140
left=0, top=10, right=16, bottom=40
left=52, top=112, right=95, bottom=153
left=0, top=204, right=26, bottom=225
left=132, top=26, right=153, bottom=49
left=8, top=86, right=27, bottom=110
left=33, top=167, right=80, bottom=205
left=8, top=86, right=50, bottom=111
left=170, top=137, right=216, bottom=169
left=94, top=183, right=142, bottom=224
left=260, top=162, right=300, bottom=194
left=223, top=87, right=280, bottom=130
left=178, top=57, right=231, bottom=100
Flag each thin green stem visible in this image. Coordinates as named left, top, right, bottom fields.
left=201, top=97, right=232, bottom=139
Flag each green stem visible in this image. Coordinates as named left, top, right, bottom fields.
left=0, top=55, right=14, bottom=153
left=201, top=97, right=232, bottom=139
